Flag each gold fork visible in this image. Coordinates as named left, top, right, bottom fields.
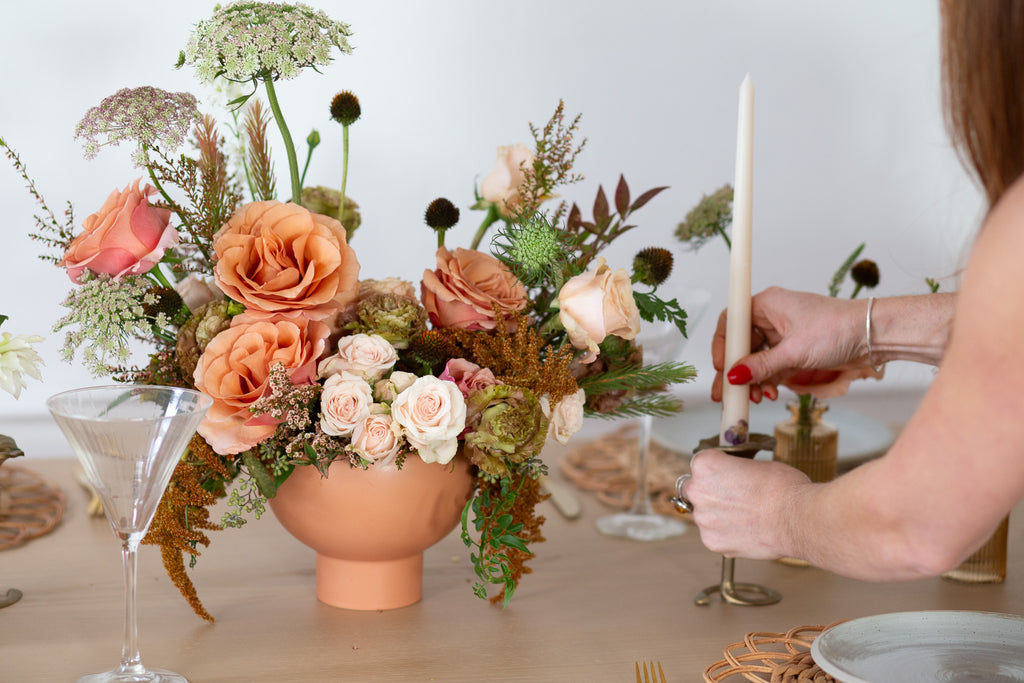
left=634, top=660, right=667, bottom=683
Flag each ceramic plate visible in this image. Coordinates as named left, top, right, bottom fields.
left=651, top=402, right=893, bottom=467
left=811, top=611, right=1024, bottom=683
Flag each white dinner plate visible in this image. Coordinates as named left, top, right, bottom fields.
left=811, top=611, right=1024, bottom=683
left=650, top=401, right=893, bottom=467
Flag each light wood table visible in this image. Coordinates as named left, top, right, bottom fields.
left=3, top=424, right=1022, bottom=682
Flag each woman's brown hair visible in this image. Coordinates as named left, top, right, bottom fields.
left=941, top=0, right=1024, bottom=207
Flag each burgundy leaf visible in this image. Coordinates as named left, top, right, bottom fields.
left=566, top=203, right=582, bottom=232
left=630, top=186, right=669, bottom=212
left=593, top=186, right=610, bottom=224
left=614, top=174, right=630, bottom=216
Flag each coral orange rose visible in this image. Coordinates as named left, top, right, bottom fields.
left=421, top=246, right=527, bottom=330
left=213, top=200, right=360, bottom=319
left=557, top=257, right=641, bottom=363
left=61, top=178, right=176, bottom=283
left=193, top=314, right=330, bottom=455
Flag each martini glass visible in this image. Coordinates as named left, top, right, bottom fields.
left=47, top=385, right=212, bottom=683
left=595, top=288, right=711, bottom=541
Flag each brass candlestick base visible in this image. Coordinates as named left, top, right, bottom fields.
left=683, top=432, right=782, bottom=607
left=695, top=557, right=781, bottom=606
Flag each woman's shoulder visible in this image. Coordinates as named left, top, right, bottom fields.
left=985, top=175, right=1024, bottom=235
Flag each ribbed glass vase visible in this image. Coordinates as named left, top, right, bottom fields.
left=773, top=399, right=838, bottom=567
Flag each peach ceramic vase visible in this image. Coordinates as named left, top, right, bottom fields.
left=268, top=454, right=476, bottom=610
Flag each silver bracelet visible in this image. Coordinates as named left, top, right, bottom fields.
left=866, top=297, right=884, bottom=372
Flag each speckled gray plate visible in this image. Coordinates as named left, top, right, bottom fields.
left=811, top=611, right=1024, bottom=683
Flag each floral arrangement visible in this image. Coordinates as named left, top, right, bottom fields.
left=4, top=1, right=696, bottom=620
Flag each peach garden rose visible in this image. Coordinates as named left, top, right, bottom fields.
left=213, top=200, right=360, bottom=319
left=557, top=256, right=641, bottom=363
left=61, top=178, right=176, bottom=283
left=421, top=246, right=527, bottom=331
left=194, top=314, right=330, bottom=455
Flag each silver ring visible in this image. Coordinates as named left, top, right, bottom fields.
left=671, top=474, right=694, bottom=514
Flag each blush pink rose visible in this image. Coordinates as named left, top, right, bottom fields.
left=540, top=388, right=586, bottom=444
left=317, top=333, right=398, bottom=382
left=480, top=144, right=535, bottom=218
left=351, top=414, right=403, bottom=467
left=391, top=376, right=467, bottom=465
left=558, top=257, right=641, bottom=363
left=439, top=358, right=500, bottom=397
left=193, top=315, right=330, bottom=455
left=213, top=200, right=360, bottom=319
left=373, top=370, right=417, bottom=403
left=319, top=372, right=373, bottom=437
left=175, top=274, right=223, bottom=311
left=421, top=246, right=527, bottom=331
left=61, top=178, right=176, bottom=283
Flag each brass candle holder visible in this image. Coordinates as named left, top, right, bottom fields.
left=672, top=432, right=782, bottom=606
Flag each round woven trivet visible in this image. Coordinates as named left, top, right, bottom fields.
left=703, top=622, right=848, bottom=682
left=0, top=465, right=66, bottom=551
left=560, top=423, right=690, bottom=515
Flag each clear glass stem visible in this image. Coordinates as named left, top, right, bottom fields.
left=629, top=415, right=656, bottom=515
left=117, top=539, right=145, bottom=677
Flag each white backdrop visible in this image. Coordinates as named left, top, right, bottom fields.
left=0, top=1, right=982, bottom=435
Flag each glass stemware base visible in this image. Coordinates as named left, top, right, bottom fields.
left=77, top=668, right=187, bottom=683
left=595, top=511, right=687, bottom=541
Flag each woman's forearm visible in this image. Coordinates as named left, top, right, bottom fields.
left=868, top=293, right=956, bottom=366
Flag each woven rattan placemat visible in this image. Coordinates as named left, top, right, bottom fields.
left=0, top=465, right=66, bottom=551
left=560, top=423, right=690, bottom=515
left=703, top=622, right=848, bottom=682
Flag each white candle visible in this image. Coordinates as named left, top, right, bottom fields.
left=720, top=74, right=754, bottom=446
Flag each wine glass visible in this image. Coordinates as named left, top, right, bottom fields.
left=595, top=288, right=711, bottom=541
left=47, top=385, right=212, bottom=683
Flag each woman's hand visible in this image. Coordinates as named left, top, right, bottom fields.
left=678, top=449, right=812, bottom=559
left=711, top=287, right=878, bottom=404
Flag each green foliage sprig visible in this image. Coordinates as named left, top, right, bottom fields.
left=460, top=475, right=532, bottom=607
left=0, top=137, right=77, bottom=263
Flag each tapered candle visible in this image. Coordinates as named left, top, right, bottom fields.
left=720, top=74, right=754, bottom=446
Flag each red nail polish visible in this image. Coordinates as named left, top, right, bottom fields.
left=727, top=364, right=752, bottom=385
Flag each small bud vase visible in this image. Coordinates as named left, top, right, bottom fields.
left=941, top=515, right=1009, bottom=584
left=773, top=399, right=838, bottom=567
left=268, top=453, right=476, bottom=610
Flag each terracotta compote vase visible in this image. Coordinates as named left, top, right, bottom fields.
left=269, top=454, right=476, bottom=610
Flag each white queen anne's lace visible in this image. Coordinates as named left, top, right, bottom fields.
left=183, top=1, right=353, bottom=84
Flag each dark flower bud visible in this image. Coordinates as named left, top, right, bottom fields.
left=632, top=246, right=674, bottom=286
left=851, top=259, right=880, bottom=288
left=330, top=91, right=361, bottom=126
left=142, top=285, right=187, bottom=325
left=424, top=197, right=460, bottom=231
left=408, top=329, right=453, bottom=371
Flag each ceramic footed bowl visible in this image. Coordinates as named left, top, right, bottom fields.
left=269, top=454, right=476, bottom=610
